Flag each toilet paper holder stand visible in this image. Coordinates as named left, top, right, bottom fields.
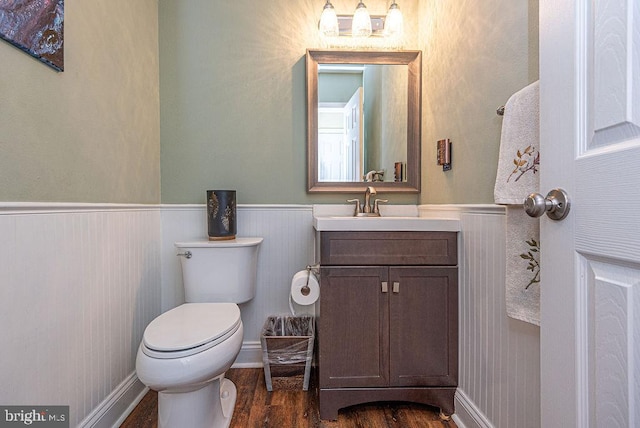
left=301, top=264, right=320, bottom=296
left=289, top=263, right=320, bottom=316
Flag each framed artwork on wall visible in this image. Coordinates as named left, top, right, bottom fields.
left=0, top=0, right=64, bottom=71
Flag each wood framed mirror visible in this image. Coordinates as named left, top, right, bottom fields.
left=306, top=49, right=422, bottom=193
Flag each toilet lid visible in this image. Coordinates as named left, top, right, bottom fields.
left=143, top=303, right=241, bottom=353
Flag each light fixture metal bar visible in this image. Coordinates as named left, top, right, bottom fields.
left=337, top=15, right=386, bottom=37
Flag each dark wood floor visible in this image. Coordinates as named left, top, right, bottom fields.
left=121, top=368, right=457, bottom=428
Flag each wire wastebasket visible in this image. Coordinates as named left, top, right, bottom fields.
left=260, top=315, right=314, bottom=391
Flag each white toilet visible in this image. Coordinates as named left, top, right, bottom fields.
left=136, top=237, right=263, bottom=428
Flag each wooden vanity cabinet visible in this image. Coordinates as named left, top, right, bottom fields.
left=318, top=231, right=458, bottom=420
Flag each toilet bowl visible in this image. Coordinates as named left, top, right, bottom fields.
left=135, top=238, right=263, bottom=428
left=136, top=303, right=243, bottom=428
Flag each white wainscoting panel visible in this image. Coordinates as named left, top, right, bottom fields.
left=0, top=204, right=161, bottom=427
left=0, top=202, right=542, bottom=427
left=421, top=205, right=541, bottom=428
left=160, top=204, right=316, bottom=366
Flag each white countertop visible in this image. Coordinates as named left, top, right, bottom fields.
left=313, top=215, right=461, bottom=232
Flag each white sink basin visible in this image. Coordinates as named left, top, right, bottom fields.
left=313, top=216, right=461, bottom=232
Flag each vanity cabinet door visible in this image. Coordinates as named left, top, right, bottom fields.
left=389, top=267, right=458, bottom=387
left=319, top=266, right=389, bottom=389
left=318, top=232, right=459, bottom=420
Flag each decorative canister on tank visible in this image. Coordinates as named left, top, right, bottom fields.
left=206, top=190, right=236, bottom=240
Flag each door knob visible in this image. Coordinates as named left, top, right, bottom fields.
left=523, top=188, right=571, bottom=220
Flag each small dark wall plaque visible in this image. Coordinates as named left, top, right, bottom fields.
left=0, top=0, right=64, bottom=71
left=207, top=190, right=237, bottom=241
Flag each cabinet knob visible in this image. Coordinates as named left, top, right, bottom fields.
left=393, top=282, right=400, bottom=293
left=381, top=281, right=388, bottom=293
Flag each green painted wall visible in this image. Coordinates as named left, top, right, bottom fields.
left=0, top=0, right=160, bottom=203
left=419, top=0, right=539, bottom=203
left=0, top=0, right=536, bottom=205
left=318, top=72, right=362, bottom=103
left=159, top=0, right=421, bottom=205
left=159, top=0, right=537, bottom=205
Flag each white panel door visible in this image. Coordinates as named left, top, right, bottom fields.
left=343, top=87, right=364, bottom=181
left=540, top=0, right=640, bottom=426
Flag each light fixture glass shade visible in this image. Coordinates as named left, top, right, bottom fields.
left=385, top=1, right=404, bottom=37
left=319, top=0, right=339, bottom=37
left=352, top=1, right=372, bottom=38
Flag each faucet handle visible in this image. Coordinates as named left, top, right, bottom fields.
left=373, top=199, right=388, bottom=215
left=346, top=198, right=361, bottom=216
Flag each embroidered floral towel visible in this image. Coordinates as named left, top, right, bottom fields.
left=494, top=81, right=541, bottom=326
left=494, top=81, right=540, bottom=204
left=505, top=207, right=540, bottom=325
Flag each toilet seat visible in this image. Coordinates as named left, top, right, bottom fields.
left=142, top=303, right=241, bottom=359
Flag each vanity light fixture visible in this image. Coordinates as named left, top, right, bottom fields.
left=318, top=1, right=403, bottom=40
left=384, top=1, right=404, bottom=37
left=318, top=0, right=339, bottom=37
left=351, top=1, right=372, bottom=38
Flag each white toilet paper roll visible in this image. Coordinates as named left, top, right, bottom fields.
left=290, top=270, right=320, bottom=306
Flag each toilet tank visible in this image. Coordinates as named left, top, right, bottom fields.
left=175, top=237, right=263, bottom=304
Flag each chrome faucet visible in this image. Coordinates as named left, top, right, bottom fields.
left=363, top=186, right=376, bottom=213
left=347, top=186, right=388, bottom=217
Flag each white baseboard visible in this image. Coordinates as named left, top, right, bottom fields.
left=232, top=341, right=264, bottom=368
left=79, top=372, right=148, bottom=428
left=453, top=389, right=494, bottom=428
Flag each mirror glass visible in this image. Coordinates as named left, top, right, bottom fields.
left=307, top=50, right=421, bottom=193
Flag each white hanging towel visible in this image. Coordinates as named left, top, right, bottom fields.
left=494, top=81, right=540, bottom=204
left=494, top=81, right=541, bottom=326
